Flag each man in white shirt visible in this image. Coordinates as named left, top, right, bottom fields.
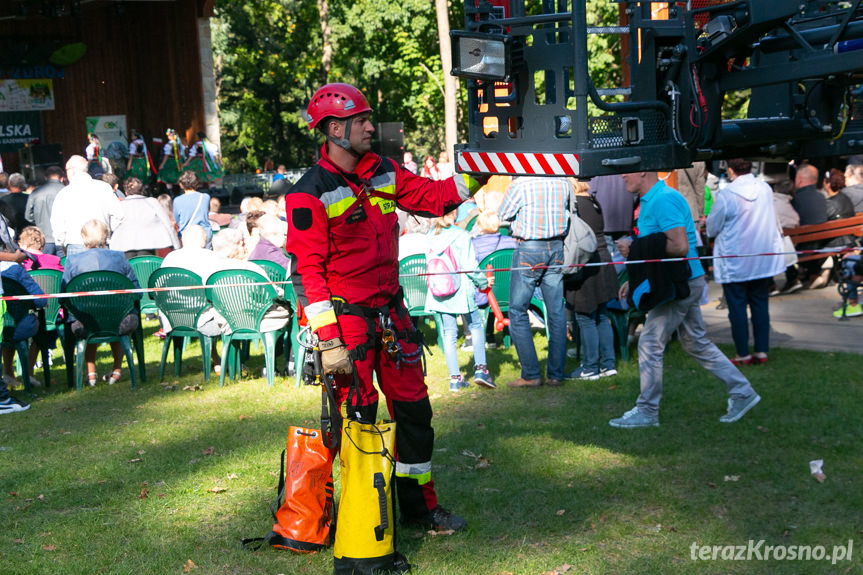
left=50, top=155, right=124, bottom=256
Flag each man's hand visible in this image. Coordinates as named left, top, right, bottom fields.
left=487, top=274, right=495, bottom=289
left=615, top=237, right=633, bottom=259
left=319, top=337, right=353, bottom=375
left=618, top=280, right=630, bottom=301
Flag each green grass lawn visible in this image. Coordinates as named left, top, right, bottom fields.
left=1, top=320, right=862, bottom=574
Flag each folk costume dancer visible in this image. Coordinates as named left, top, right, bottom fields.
left=126, top=131, right=152, bottom=181
left=85, top=132, right=112, bottom=175
left=285, top=83, right=486, bottom=532
left=157, top=128, right=186, bottom=188
left=184, top=132, right=223, bottom=183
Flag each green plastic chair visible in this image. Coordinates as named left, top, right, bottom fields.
left=29, top=269, right=66, bottom=389
left=251, top=260, right=293, bottom=378
left=206, top=269, right=289, bottom=387
left=149, top=268, right=215, bottom=383
left=1, top=276, right=43, bottom=394
left=280, top=280, right=306, bottom=388
left=63, top=271, right=141, bottom=391
left=477, top=249, right=514, bottom=348
left=250, top=259, right=287, bottom=283
left=464, top=213, right=479, bottom=232
left=477, top=248, right=555, bottom=348
left=129, top=256, right=163, bottom=316
left=398, top=254, right=443, bottom=350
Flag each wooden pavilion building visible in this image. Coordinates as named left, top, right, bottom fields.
left=0, top=0, right=219, bottom=175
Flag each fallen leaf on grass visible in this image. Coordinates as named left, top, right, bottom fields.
left=42, top=544, right=56, bottom=551
left=9, top=491, right=16, bottom=497
left=239, top=414, right=249, bottom=420
left=13, top=539, right=23, bottom=544
left=207, top=486, right=227, bottom=493
left=556, top=509, right=566, bottom=516
left=426, top=529, right=455, bottom=536
left=182, top=385, right=203, bottom=392
left=227, top=473, right=239, bottom=480
left=542, top=565, right=572, bottom=575
left=708, top=482, right=717, bottom=488
left=202, top=446, right=215, bottom=456
left=757, top=425, right=770, bottom=433
left=724, top=475, right=740, bottom=482
left=37, top=494, right=45, bottom=501
left=129, top=458, right=143, bottom=464
left=183, top=559, right=198, bottom=572
left=138, top=450, right=146, bottom=455
left=461, top=449, right=492, bottom=469
left=138, top=488, right=149, bottom=499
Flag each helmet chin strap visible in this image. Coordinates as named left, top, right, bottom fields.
left=327, top=117, right=363, bottom=157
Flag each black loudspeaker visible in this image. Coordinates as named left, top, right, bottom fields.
left=377, top=122, right=404, bottom=159
left=19, top=144, right=63, bottom=181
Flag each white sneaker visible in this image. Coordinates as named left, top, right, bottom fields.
left=0, top=397, right=30, bottom=414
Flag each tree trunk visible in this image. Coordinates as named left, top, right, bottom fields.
left=435, top=0, right=457, bottom=163
left=318, top=0, right=332, bottom=83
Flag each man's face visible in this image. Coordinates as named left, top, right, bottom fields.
left=348, top=112, right=375, bottom=154
left=621, top=172, right=645, bottom=194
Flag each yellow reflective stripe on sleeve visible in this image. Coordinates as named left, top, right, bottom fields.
left=309, top=309, right=338, bottom=331
left=454, top=173, right=480, bottom=201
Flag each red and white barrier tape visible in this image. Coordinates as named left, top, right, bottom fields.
left=0, top=246, right=856, bottom=302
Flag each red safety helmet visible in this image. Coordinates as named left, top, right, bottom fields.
left=306, top=83, right=372, bottom=129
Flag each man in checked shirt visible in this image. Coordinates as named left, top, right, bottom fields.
left=499, top=176, right=571, bottom=388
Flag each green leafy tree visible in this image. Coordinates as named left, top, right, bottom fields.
left=213, top=0, right=322, bottom=171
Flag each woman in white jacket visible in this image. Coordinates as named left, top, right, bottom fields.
left=706, top=159, right=786, bottom=365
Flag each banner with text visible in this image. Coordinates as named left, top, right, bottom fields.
left=0, top=112, right=43, bottom=153
left=0, top=79, right=55, bottom=112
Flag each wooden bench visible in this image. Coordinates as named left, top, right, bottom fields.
left=783, top=213, right=863, bottom=263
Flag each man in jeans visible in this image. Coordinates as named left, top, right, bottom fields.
left=611, top=171, right=760, bottom=428
left=499, top=176, right=569, bottom=387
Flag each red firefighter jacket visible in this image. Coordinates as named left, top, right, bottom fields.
left=285, top=145, right=482, bottom=341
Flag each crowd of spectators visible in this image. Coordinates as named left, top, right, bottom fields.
left=0, top=151, right=860, bottom=422
left=0, top=156, right=291, bottom=415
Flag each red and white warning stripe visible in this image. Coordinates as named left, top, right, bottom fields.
left=457, top=151, right=580, bottom=176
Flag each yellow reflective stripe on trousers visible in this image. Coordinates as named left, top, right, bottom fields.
left=395, top=461, right=432, bottom=485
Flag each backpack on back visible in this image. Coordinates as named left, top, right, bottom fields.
left=426, top=244, right=461, bottom=298
left=563, top=191, right=597, bottom=277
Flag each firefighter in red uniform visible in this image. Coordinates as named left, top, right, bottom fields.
left=285, top=83, right=484, bottom=531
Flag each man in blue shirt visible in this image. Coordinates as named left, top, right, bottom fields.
left=611, top=171, right=760, bottom=428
